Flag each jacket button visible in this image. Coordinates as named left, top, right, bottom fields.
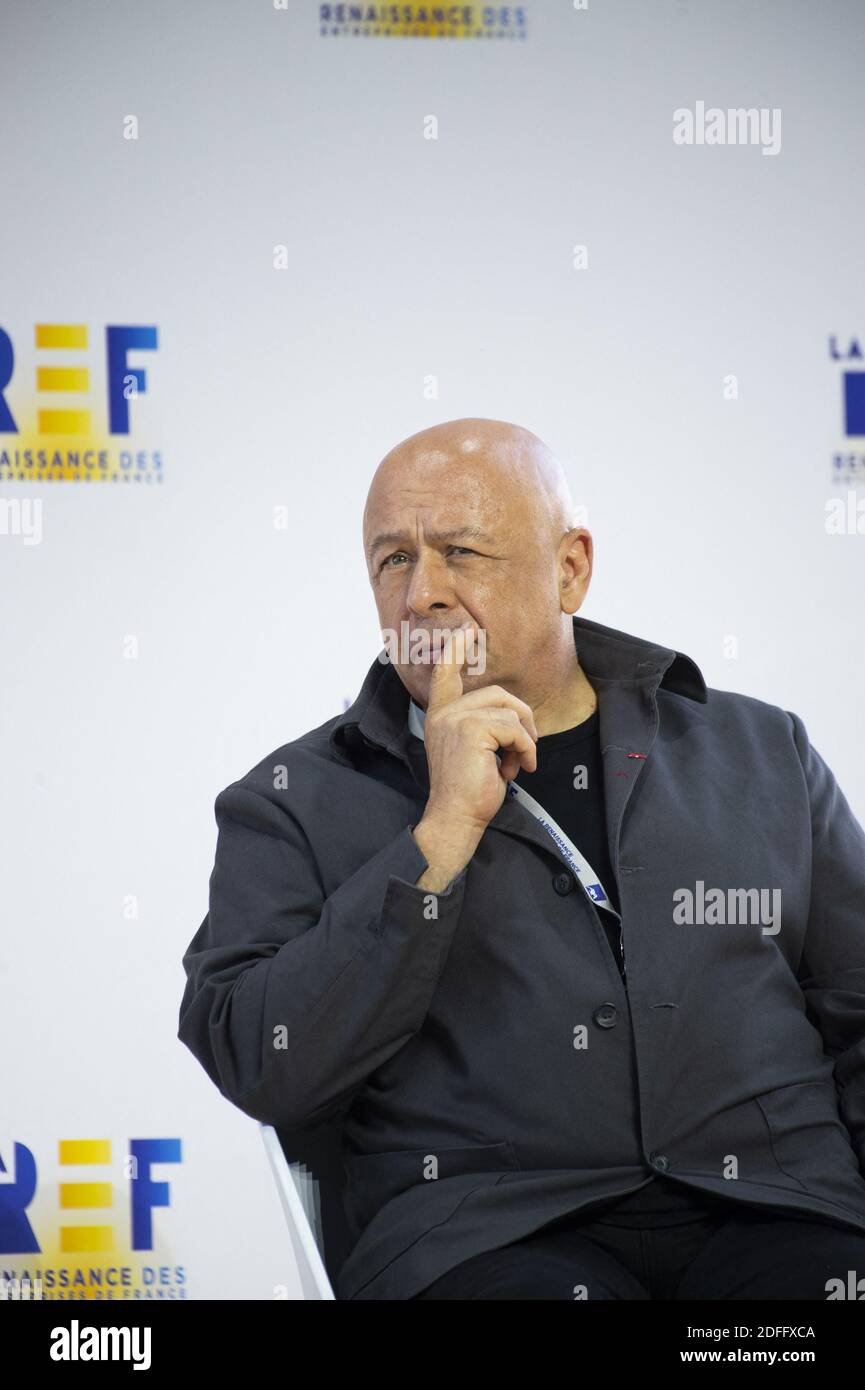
left=553, top=872, right=574, bottom=895
left=593, top=1004, right=618, bottom=1029
left=649, top=1152, right=671, bottom=1173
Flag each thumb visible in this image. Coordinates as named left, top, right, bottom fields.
left=426, top=631, right=464, bottom=713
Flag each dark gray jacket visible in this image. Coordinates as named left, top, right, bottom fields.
left=178, top=615, right=865, bottom=1300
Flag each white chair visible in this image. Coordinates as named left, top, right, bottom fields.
left=260, top=1122, right=340, bottom=1300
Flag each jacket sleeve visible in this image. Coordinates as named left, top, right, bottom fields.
left=789, top=710, right=865, bottom=1172
left=178, top=781, right=468, bottom=1130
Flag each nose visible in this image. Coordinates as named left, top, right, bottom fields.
left=405, top=550, right=457, bottom=618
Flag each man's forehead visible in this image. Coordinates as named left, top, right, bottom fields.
left=364, top=474, right=501, bottom=529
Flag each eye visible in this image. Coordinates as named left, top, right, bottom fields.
left=378, top=545, right=477, bottom=572
left=380, top=551, right=409, bottom=571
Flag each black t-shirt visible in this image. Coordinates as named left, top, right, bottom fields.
left=513, top=708, right=730, bottom=1223
left=513, top=710, right=623, bottom=973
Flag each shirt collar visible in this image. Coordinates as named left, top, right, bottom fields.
left=408, top=699, right=426, bottom=741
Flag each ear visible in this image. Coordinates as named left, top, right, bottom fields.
left=559, top=528, right=593, bottom=615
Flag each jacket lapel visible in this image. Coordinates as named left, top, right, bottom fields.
left=592, top=670, right=666, bottom=878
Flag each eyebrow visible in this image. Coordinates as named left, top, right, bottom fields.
left=366, top=526, right=497, bottom=564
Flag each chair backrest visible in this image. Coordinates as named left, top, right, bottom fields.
left=260, top=1117, right=354, bottom=1298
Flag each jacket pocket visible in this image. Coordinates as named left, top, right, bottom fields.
left=755, top=1080, right=859, bottom=1191
left=342, top=1139, right=521, bottom=1233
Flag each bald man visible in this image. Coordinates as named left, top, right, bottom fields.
left=179, top=418, right=865, bottom=1301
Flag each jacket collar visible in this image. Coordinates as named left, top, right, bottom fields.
left=329, top=614, right=707, bottom=768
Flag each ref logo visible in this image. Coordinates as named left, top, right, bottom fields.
left=0, top=1138, right=181, bottom=1255
left=830, top=335, right=865, bottom=436
left=829, top=335, right=865, bottom=486
left=0, top=323, right=163, bottom=483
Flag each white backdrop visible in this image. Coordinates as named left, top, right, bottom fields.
left=1, top=0, right=863, bottom=1299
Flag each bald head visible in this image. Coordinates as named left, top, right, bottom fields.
left=364, top=418, right=576, bottom=557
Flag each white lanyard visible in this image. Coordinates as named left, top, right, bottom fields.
left=407, top=700, right=621, bottom=922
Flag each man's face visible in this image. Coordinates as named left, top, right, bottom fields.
left=363, top=452, right=580, bottom=707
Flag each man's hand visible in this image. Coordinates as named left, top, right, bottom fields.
left=412, top=630, right=538, bottom=891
